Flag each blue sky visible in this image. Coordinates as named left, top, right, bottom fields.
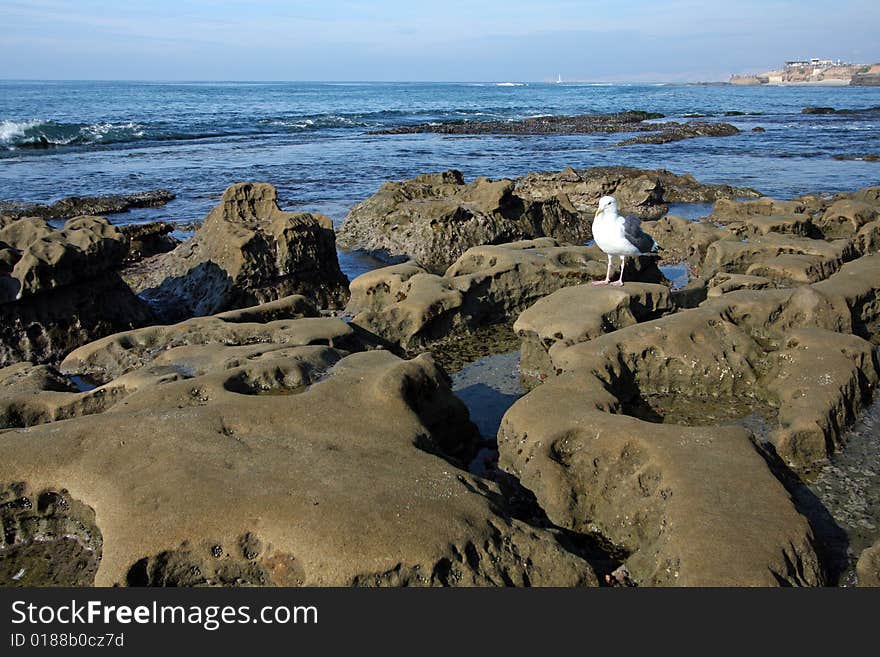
left=2, top=0, right=879, bottom=81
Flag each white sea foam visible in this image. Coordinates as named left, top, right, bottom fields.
left=0, top=119, right=46, bottom=144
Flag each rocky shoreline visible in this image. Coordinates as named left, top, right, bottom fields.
left=1, top=169, right=879, bottom=587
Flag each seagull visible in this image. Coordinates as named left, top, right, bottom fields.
left=591, top=195, right=660, bottom=286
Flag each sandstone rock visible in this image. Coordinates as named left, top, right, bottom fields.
left=710, top=197, right=808, bottom=223
left=722, top=214, right=815, bottom=239
left=516, top=166, right=758, bottom=221
left=338, top=168, right=759, bottom=271
left=642, top=216, right=731, bottom=270
left=0, top=216, right=152, bottom=367
left=707, top=273, right=771, bottom=297
left=857, top=541, right=880, bottom=587
left=852, top=186, right=880, bottom=206
left=816, top=199, right=879, bottom=238
left=58, top=295, right=335, bottom=384
left=765, top=328, right=878, bottom=467
left=812, top=253, right=880, bottom=343
left=702, top=234, right=856, bottom=283
left=498, top=368, right=824, bottom=586
left=856, top=221, right=880, bottom=254
left=337, top=171, right=586, bottom=272
left=541, top=281, right=878, bottom=471
left=347, top=239, right=665, bottom=352
left=123, top=183, right=349, bottom=321
left=0, top=215, right=127, bottom=301
left=0, top=318, right=597, bottom=586
left=514, top=283, right=674, bottom=383
left=494, top=269, right=880, bottom=583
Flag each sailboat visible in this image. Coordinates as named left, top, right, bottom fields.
left=555, top=74, right=563, bottom=84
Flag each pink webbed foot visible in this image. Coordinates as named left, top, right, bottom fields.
left=610, top=280, right=624, bottom=287
left=592, top=279, right=610, bottom=286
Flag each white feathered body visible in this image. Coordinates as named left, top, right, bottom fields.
left=592, top=212, right=642, bottom=257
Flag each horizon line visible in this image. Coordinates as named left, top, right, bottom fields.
left=0, top=77, right=731, bottom=85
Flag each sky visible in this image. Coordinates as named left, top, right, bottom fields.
left=1, top=0, right=879, bottom=82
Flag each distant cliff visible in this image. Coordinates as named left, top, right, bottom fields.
left=730, top=63, right=880, bottom=86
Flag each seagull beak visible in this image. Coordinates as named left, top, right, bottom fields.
left=594, top=208, right=601, bottom=219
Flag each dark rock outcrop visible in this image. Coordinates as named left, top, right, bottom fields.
left=119, top=222, right=179, bottom=263
left=369, top=111, right=666, bottom=135
left=123, top=183, right=350, bottom=322
left=613, top=121, right=739, bottom=146
left=0, top=190, right=174, bottom=221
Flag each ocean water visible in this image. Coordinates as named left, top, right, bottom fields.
left=2, top=80, right=879, bottom=241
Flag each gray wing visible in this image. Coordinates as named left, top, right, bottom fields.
left=622, top=216, right=658, bottom=254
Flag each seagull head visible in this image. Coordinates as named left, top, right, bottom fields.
left=595, top=195, right=617, bottom=218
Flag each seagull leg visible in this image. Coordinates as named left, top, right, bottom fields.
left=592, top=255, right=612, bottom=286
left=592, top=254, right=612, bottom=286
left=610, top=256, right=625, bottom=287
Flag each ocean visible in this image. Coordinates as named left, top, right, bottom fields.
left=2, top=80, right=879, bottom=273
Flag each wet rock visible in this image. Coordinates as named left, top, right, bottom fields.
left=514, top=283, right=674, bottom=383
left=123, top=183, right=349, bottom=322
left=347, top=239, right=665, bottom=353
left=613, top=121, right=739, bottom=146
left=0, top=325, right=597, bottom=586
left=0, top=215, right=153, bottom=366
left=337, top=171, right=587, bottom=272
left=832, top=153, right=880, bottom=162
left=857, top=541, right=880, bottom=587
left=369, top=111, right=666, bottom=135
left=0, top=190, right=174, bottom=221
left=119, top=222, right=179, bottom=263
left=0, top=483, right=102, bottom=586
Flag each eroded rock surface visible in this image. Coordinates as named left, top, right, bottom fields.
left=0, top=215, right=153, bottom=366
left=514, top=283, right=675, bottom=383
left=0, top=301, right=597, bottom=587
left=337, top=170, right=587, bottom=272
left=857, top=541, right=880, bottom=587
left=338, top=167, right=758, bottom=270
left=123, top=183, right=349, bottom=321
left=495, top=251, right=880, bottom=585
left=347, top=239, right=665, bottom=353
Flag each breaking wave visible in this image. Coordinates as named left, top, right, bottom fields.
left=0, top=119, right=146, bottom=148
